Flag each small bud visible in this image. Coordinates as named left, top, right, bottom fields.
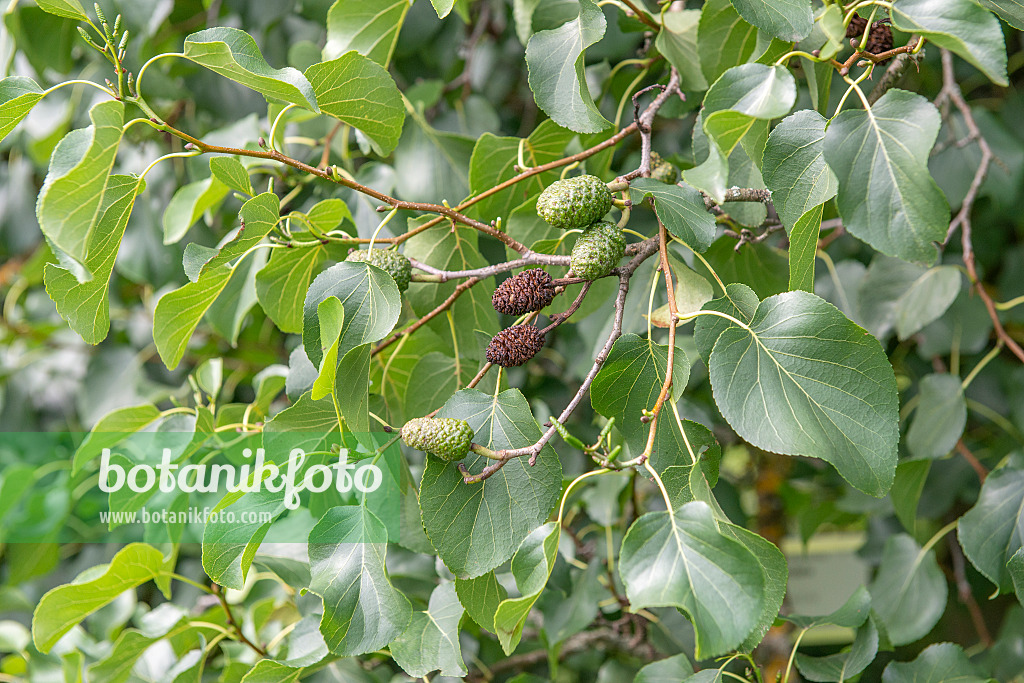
left=640, top=415, right=650, bottom=423
left=184, top=143, right=197, bottom=150
left=257, top=137, right=266, bottom=148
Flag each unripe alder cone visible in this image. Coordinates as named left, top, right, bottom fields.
left=492, top=269, right=554, bottom=316
left=536, top=175, right=613, bottom=230
left=486, top=324, right=545, bottom=367
left=401, top=417, right=475, bottom=461
left=649, top=152, right=678, bottom=185
left=570, top=221, right=626, bottom=280
left=345, top=248, right=412, bottom=292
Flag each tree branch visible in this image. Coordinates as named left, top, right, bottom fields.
left=936, top=49, right=1024, bottom=365
left=625, top=68, right=682, bottom=181
left=459, top=237, right=661, bottom=483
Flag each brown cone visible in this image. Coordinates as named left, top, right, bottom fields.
left=846, top=15, right=868, bottom=38
left=486, top=325, right=545, bottom=367
left=492, top=269, right=555, bottom=316
left=865, top=22, right=894, bottom=58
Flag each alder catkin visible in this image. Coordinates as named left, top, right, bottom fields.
left=486, top=325, right=545, bottom=367
left=492, top=269, right=555, bottom=316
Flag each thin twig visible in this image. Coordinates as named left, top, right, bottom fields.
left=639, top=222, right=679, bottom=462
left=212, top=583, right=267, bottom=657
left=955, top=439, right=988, bottom=483
left=408, top=253, right=571, bottom=282
left=948, top=534, right=994, bottom=647
left=169, top=124, right=530, bottom=252
left=625, top=68, right=682, bottom=180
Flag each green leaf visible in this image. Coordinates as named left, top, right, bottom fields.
left=492, top=523, right=560, bottom=654
left=685, top=64, right=796, bottom=202
left=420, top=389, right=562, bottom=578
left=239, top=661, right=301, bottom=683
left=891, top=0, right=1008, bottom=86
left=71, top=403, right=162, bottom=473
left=183, top=28, right=318, bottom=109
left=394, top=115, right=474, bottom=204
left=311, top=297, right=344, bottom=401
left=707, top=290, right=899, bottom=497
left=305, top=198, right=354, bottom=233
left=977, top=0, right=1024, bottom=29
left=390, top=582, right=467, bottom=677
left=785, top=586, right=872, bottom=629
left=618, top=501, right=765, bottom=659
left=209, top=157, right=254, bottom=196
left=45, top=175, right=144, bottom=344
left=323, top=0, right=411, bottom=67
left=34, top=0, right=86, bottom=19
left=762, top=109, right=838, bottom=231
left=525, top=0, right=611, bottom=134
left=455, top=571, right=507, bottom=633
left=881, top=643, right=992, bottom=683
left=722, top=523, right=787, bottom=651
left=37, top=100, right=124, bottom=278
left=541, top=559, right=606, bottom=645
left=795, top=619, right=879, bottom=682
left=255, top=244, right=326, bottom=334
left=787, top=204, right=822, bottom=293
left=958, top=463, right=1024, bottom=592
left=693, top=282, right=759, bottom=362
left=162, top=176, right=230, bottom=245
left=857, top=256, right=961, bottom=340
left=630, top=178, right=716, bottom=252
left=307, top=506, right=411, bottom=655
left=730, top=0, right=813, bottom=41
left=202, top=487, right=287, bottom=589
left=305, top=51, right=405, bottom=156
left=302, top=261, right=401, bottom=368
left=154, top=193, right=280, bottom=370
left=892, top=459, right=930, bottom=534
left=0, top=76, right=44, bottom=143
left=334, top=344, right=371, bottom=432
left=634, top=654, right=695, bottom=683
left=648, top=255, right=714, bottom=327
left=869, top=534, right=948, bottom=646
left=430, top=0, right=455, bottom=19
left=655, top=10, right=708, bottom=91
left=907, top=373, right=967, bottom=460
left=894, top=267, right=963, bottom=340
left=590, top=333, right=691, bottom=468
left=696, top=237, right=789, bottom=300
left=1009, top=548, right=1024, bottom=607
left=32, top=544, right=165, bottom=653
left=823, top=89, right=950, bottom=264
left=697, top=0, right=760, bottom=85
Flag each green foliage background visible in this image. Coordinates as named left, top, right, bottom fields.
left=1, top=0, right=1024, bottom=681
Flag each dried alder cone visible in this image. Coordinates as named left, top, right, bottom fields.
left=492, top=269, right=555, bottom=316
left=571, top=221, right=626, bottom=280
left=401, top=417, right=475, bottom=461
left=845, top=15, right=894, bottom=58
left=345, top=248, right=412, bottom=292
left=486, top=324, right=546, bottom=367
left=536, top=174, right=613, bottom=230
